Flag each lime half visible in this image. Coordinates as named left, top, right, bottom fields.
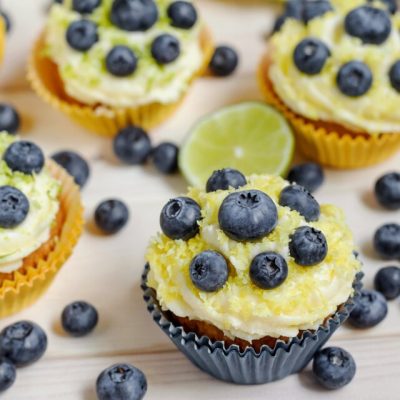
left=179, top=102, right=295, bottom=187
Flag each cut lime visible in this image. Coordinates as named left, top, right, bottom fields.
left=179, top=102, right=295, bottom=187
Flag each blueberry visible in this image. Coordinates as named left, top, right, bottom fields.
left=374, top=266, right=400, bottom=300
left=0, top=186, right=30, bottom=229
left=312, top=347, right=356, bottom=390
left=151, top=34, right=180, bottom=65
left=66, top=19, right=98, bottom=52
left=110, top=0, right=158, bottom=32
left=106, top=46, right=138, bottom=77
left=272, top=14, right=287, bottom=33
left=72, top=0, right=101, bottom=14
left=389, top=60, right=400, bottom=93
left=167, top=1, right=197, bottom=29
left=0, top=104, right=20, bottom=134
left=345, top=6, right=391, bottom=45
left=289, top=226, right=328, bottom=266
left=249, top=252, right=288, bottom=289
left=374, top=172, right=400, bottom=210
left=61, top=301, right=99, bottom=337
left=287, top=162, right=324, bottom=193
left=303, top=0, right=333, bottom=23
left=0, top=321, right=47, bottom=367
left=279, top=184, right=320, bottom=222
left=160, top=197, right=201, bottom=240
left=374, top=223, right=400, bottom=259
left=3, top=141, right=45, bottom=175
left=206, top=168, right=247, bottom=193
left=348, top=289, right=388, bottom=328
left=218, top=190, right=278, bottom=242
left=113, top=126, right=151, bottom=165
left=0, top=10, right=11, bottom=33
left=368, top=0, right=397, bottom=14
left=209, top=46, right=239, bottom=77
left=152, top=142, right=179, bottom=174
left=337, top=61, right=372, bottom=97
left=293, top=38, right=330, bottom=75
left=94, top=199, right=129, bottom=234
left=96, top=363, right=147, bottom=400
left=190, top=250, right=229, bottom=292
left=51, top=150, right=90, bottom=188
left=0, top=358, right=16, bottom=393
left=285, top=0, right=303, bottom=20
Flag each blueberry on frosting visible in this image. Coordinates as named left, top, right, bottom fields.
left=168, top=1, right=198, bottom=30
left=337, top=61, right=372, bottom=97
left=72, top=0, right=101, bottom=14
left=302, top=0, right=333, bottom=23
left=3, top=141, right=45, bottom=175
left=206, top=168, right=247, bottom=193
left=250, top=252, right=288, bottom=289
left=151, top=34, right=180, bottom=65
left=293, top=38, right=330, bottom=75
left=0, top=186, right=30, bottom=229
left=106, top=46, right=138, bottom=77
left=369, top=0, right=397, bottom=14
left=66, top=20, right=98, bottom=52
left=389, top=61, right=400, bottom=93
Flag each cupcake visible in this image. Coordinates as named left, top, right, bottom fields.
left=0, top=133, right=83, bottom=318
left=260, top=0, right=400, bottom=168
left=143, top=170, right=362, bottom=384
left=28, top=0, right=213, bottom=137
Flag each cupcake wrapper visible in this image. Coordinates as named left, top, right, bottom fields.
left=0, top=161, right=84, bottom=318
left=142, top=264, right=363, bottom=385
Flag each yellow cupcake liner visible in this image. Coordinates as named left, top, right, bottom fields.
left=258, top=55, right=400, bottom=169
left=28, top=28, right=214, bottom=137
left=0, top=161, right=84, bottom=318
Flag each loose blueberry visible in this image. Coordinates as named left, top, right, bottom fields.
left=0, top=104, right=20, bottom=134
left=313, top=347, right=356, bottom=390
left=374, top=266, right=400, bottom=300
left=0, top=186, right=30, bottom=229
left=374, top=172, right=400, bottom=210
left=250, top=252, right=288, bottom=289
left=287, top=162, right=324, bottom=193
left=52, top=151, right=90, bottom=188
left=303, top=0, right=333, bottom=23
left=72, top=0, right=101, bottom=14
left=374, top=223, right=400, bottom=259
left=206, top=168, right=247, bottom=193
left=167, top=1, right=197, bottom=29
left=61, top=301, right=99, bottom=337
left=337, top=61, right=372, bottom=97
left=293, top=37, right=330, bottom=75
left=345, top=6, right=391, bottom=45
left=152, top=142, right=179, bottom=174
left=190, top=250, right=228, bottom=292
left=96, top=363, right=147, bottom=400
left=113, top=126, right=151, bottom=165
left=0, top=321, right=47, bottom=367
left=151, top=34, right=180, bottom=65
left=389, top=60, right=400, bottom=93
left=66, top=19, right=98, bottom=52
left=348, top=289, right=388, bottom=328
left=209, top=46, right=239, bottom=77
left=218, top=190, right=278, bottom=242
left=3, top=141, right=45, bottom=175
left=0, top=358, right=16, bottom=393
left=289, top=226, right=328, bottom=266
left=0, top=10, right=11, bottom=33
left=94, top=199, right=129, bottom=234
left=106, top=46, right=138, bottom=77
left=160, top=197, right=201, bottom=240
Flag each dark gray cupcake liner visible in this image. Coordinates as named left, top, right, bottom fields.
left=142, top=264, right=363, bottom=385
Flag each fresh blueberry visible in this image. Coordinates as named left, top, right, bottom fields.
left=368, top=0, right=397, bottom=14
left=94, top=199, right=129, bottom=234
left=106, top=46, right=138, bottom=77
left=279, top=184, right=320, bottom=222
left=209, top=46, right=239, bottom=77
left=374, top=172, right=400, bottom=210
left=389, top=60, right=400, bottom=93
left=52, top=150, right=90, bottom=188
left=272, top=14, right=287, bottom=33
left=190, top=250, right=228, bottom=292
left=312, top=347, right=356, bottom=390
left=303, top=0, right=333, bottom=23
left=113, top=126, right=151, bottom=165
left=0, top=104, right=20, bottom=134
left=337, top=61, right=372, bottom=97
left=167, top=1, right=197, bottom=29
left=0, top=186, right=30, bottom=229
left=0, top=321, right=47, bottom=367
left=0, top=358, right=16, bottom=393
left=152, top=142, right=179, bottom=174
left=151, top=34, right=180, bottom=65
left=344, top=6, right=391, bottom=45
left=250, top=252, right=288, bottom=289
left=218, top=190, right=278, bottom=242
left=285, top=0, right=303, bottom=20
left=61, top=301, right=99, bottom=337
left=72, top=0, right=101, bottom=14
left=0, top=10, right=11, bottom=33
left=374, top=266, right=400, bottom=300
left=287, top=162, right=324, bottom=193
left=293, top=38, right=330, bottom=75
left=66, top=20, right=98, bottom=52
left=3, top=141, right=45, bottom=175
left=110, top=0, right=158, bottom=32
left=289, top=226, right=328, bottom=266
left=206, top=168, right=247, bottom=193
left=160, top=197, right=201, bottom=240
left=96, top=363, right=147, bottom=400
left=374, top=223, right=400, bottom=259
left=348, top=289, right=388, bottom=328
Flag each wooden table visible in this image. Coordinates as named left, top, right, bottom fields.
left=1, top=1, right=399, bottom=399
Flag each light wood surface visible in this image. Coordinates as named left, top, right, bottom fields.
left=1, top=1, right=399, bottom=399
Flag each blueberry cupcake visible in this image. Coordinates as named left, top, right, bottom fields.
left=29, top=0, right=213, bottom=136
left=143, top=169, right=362, bottom=384
left=260, top=0, right=400, bottom=168
left=0, top=133, right=83, bottom=318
